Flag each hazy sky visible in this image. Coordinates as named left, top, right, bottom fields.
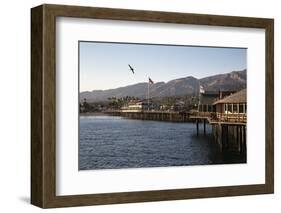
left=79, top=41, right=246, bottom=92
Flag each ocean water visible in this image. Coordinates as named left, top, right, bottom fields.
left=79, top=115, right=243, bottom=170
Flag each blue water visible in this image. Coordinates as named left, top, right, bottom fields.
left=79, top=115, right=233, bottom=170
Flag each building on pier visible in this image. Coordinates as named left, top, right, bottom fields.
left=211, top=89, right=247, bottom=123
left=193, top=89, right=247, bottom=154
left=213, top=88, right=247, bottom=114
left=198, top=90, right=235, bottom=113
left=121, top=100, right=156, bottom=112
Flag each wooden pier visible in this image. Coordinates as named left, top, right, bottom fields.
left=105, top=110, right=247, bottom=155
left=190, top=112, right=247, bottom=154
left=106, top=110, right=191, bottom=122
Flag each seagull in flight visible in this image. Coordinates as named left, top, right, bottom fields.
left=128, top=64, right=135, bottom=74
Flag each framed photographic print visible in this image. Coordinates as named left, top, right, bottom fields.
left=31, top=4, right=274, bottom=208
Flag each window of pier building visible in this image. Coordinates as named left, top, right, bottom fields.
left=223, top=103, right=246, bottom=114
left=233, top=104, right=238, bottom=113
left=239, top=104, right=244, bottom=113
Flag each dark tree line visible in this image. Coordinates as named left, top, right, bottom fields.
left=80, top=95, right=199, bottom=113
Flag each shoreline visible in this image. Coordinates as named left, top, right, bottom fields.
left=80, top=112, right=108, bottom=116
left=80, top=111, right=195, bottom=123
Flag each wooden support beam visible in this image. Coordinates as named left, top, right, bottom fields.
left=243, top=126, right=247, bottom=154
left=225, top=125, right=229, bottom=150
left=221, top=125, right=224, bottom=151
left=239, top=126, right=243, bottom=154
left=236, top=126, right=239, bottom=152
left=196, top=119, right=199, bottom=136
left=203, top=119, right=206, bottom=136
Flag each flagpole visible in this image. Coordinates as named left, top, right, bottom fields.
left=148, top=80, right=150, bottom=111
left=198, top=83, right=200, bottom=113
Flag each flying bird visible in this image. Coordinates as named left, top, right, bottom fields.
left=128, top=64, right=135, bottom=74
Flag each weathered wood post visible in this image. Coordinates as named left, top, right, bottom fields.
left=203, top=119, right=206, bottom=136
left=225, top=125, right=229, bottom=150
left=243, top=126, right=246, bottom=154
left=239, top=126, right=242, bottom=154
left=196, top=119, right=199, bottom=136
left=221, top=125, right=225, bottom=151
left=237, top=125, right=240, bottom=153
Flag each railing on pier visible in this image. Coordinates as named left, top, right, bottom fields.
left=213, top=113, right=247, bottom=123
left=191, top=112, right=246, bottom=124
left=106, top=110, right=247, bottom=124
left=105, top=110, right=190, bottom=122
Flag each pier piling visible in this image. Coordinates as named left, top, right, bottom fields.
left=203, top=119, right=206, bottom=136
left=196, top=119, right=199, bottom=136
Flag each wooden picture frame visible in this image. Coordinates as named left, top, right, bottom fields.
left=31, top=4, right=274, bottom=208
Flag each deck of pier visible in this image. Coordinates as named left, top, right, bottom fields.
left=190, top=112, right=247, bottom=154
left=190, top=112, right=247, bottom=126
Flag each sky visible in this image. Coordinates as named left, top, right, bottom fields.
left=79, top=41, right=246, bottom=92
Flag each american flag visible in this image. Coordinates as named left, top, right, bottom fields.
left=200, top=85, right=205, bottom=93
left=149, top=77, right=154, bottom=84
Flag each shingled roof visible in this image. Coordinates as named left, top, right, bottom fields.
left=213, top=89, right=246, bottom=105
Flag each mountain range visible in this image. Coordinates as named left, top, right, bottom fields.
left=80, top=69, right=246, bottom=102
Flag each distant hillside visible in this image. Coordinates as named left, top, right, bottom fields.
left=199, top=69, right=246, bottom=91
left=80, top=69, right=246, bottom=102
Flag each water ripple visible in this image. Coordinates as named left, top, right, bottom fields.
left=79, top=116, right=241, bottom=170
